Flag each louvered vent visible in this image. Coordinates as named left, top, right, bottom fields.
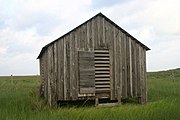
left=95, top=50, right=110, bottom=94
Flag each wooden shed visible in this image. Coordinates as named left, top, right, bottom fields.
left=37, top=13, right=150, bottom=107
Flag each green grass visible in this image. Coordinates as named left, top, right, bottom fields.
left=0, top=69, right=180, bottom=120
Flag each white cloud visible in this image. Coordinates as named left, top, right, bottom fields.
left=142, top=0, right=180, bottom=35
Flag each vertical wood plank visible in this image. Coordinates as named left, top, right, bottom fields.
left=79, top=26, right=83, bottom=50
left=69, top=34, right=73, bottom=100
left=53, top=42, right=58, bottom=107
left=56, top=42, right=60, bottom=101
left=102, top=17, right=106, bottom=48
left=104, top=20, right=109, bottom=49
left=44, top=50, right=48, bottom=100
left=91, top=18, right=95, bottom=50
left=139, top=46, right=143, bottom=103
left=98, top=16, right=104, bottom=48
left=121, top=33, right=125, bottom=98
left=70, top=32, right=76, bottom=100
left=74, top=29, right=78, bottom=99
left=119, top=31, right=122, bottom=103
left=88, top=20, right=93, bottom=50
left=134, top=41, right=138, bottom=97
left=97, top=16, right=101, bottom=48
left=109, top=24, right=115, bottom=100
left=115, top=28, right=120, bottom=101
left=83, top=24, right=87, bottom=50
left=113, top=26, right=117, bottom=99
left=76, top=28, right=80, bottom=49
left=79, top=26, right=82, bottom=49
left=126, top=36, right=130, bottom=97
left=124, top=34, right=127, bottom=98
left=129, top=37, right=133, bottom=97
left=57, top=39, right=64, bottom=100
left=50, top=46, right=55, bottom=107
left=66, top=36, right=70, bottom=100
left=94, top=16, right=98, bottom=49
left=131, top=40, right=136, bottom=97
left=86, top=22, right=90, bottom=51
left=63, top=37, right=67, bottom=100
left=136, top=44, right=141, bottom=97
left=47, top=47, right=52, bottom=107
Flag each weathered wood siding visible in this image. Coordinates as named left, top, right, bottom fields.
left=39, top=15, right=148, bottom=106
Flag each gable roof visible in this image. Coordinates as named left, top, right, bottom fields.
left=37, top=12, right=150, bottom=59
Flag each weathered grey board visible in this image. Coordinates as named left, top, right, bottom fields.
left=58, top=39, right=64, bottom=100
left=79, top=51, right=95, bottom=94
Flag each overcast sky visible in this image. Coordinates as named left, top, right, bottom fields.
left=0, top=0, right=180, bottom=75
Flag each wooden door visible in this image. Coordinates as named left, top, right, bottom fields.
left=79, top=51, right=95, bottom=94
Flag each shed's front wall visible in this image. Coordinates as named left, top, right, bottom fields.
left=39, top=15, right=147, bottom=106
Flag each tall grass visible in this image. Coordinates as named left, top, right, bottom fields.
left=0, top=70, right=180, bottom=120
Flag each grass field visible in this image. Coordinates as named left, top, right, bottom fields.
left=0, top=69, right=180, bottom=120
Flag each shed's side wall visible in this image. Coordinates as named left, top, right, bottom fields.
left=39, top=15, right=147, bottom=106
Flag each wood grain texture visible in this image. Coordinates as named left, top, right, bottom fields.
left=79, top=51, right=95, bottom=94
left=57, top=39, right=64, bottom=100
